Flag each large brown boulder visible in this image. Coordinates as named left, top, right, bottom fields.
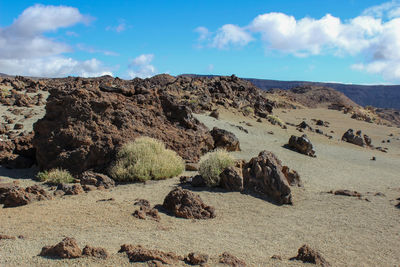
left=33, top=77, right=214, bottom=174
left=211, top=127, right=240, bottom=151
left=288, top=134, right=316, bottom=157
left=39, top=237, right=82, bottom=259
left=243, top=151, right=292, bottom=204
left=163, top=187, right=216, bottom=219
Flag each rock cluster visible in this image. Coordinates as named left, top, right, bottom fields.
left=133, top=199, right=160, bottom=221
left=119, top=244, right=183, bottom=265
left=0, top=183, right=52, bottom=208
left=341, top=129, right=371, bottom=147
left=219, top=252, right=247, bottom=266
left=39, top=237, right=108, bottom=259
left=0, top=131, right=36, bottom=169
left=163, top=187, right=216, bottom=219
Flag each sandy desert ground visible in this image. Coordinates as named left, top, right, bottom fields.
left=1, top=107, right=400, bottom=266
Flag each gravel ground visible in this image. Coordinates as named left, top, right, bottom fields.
left=1, top=108, right=399, bottom=266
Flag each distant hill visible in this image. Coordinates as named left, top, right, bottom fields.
left=246, top=78, right=400, bottom=109
left=180, top=74, right=400, bottom=109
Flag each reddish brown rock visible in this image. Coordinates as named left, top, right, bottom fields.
left=243, top=151, right=292, bottom=204
left=293, top=244, right=330, bottom=266
left=330, top=190, right=362, bottom=198
left=219, top=166, right=244, bottom=191
left=0, top=131, right=36, bottom=169
left=210, top=127, right=240, bottom=151
left=163, top=187, right=216, bottom=219
left=80, top=171, right=115, bottom=189
left=0, top=234, right=16, bottom=240
left=82, top=245, right=108, bottom=259
left=186, top=252, right=209, bottom=265
left=1, top=185, right=51, bottom=208
left=39, top=237, right=82, bottom=259
left=219, top=252, right=246, bottom=266
left=56, top=184, right=84, bottom=195
left=282, top=166, right=302, bottom=187
left=118, top=244, right=183, bottom=264
left=133, top=199, right=160, bottom=221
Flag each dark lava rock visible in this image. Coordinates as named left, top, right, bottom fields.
left=363, top=134, right=372, bottom=146
left=191, top=175, right=207, bottom=187
left=210, top=109, right=219, bottom=119
left=210, top=127, right=240, bottom=151
left=243, top=151, right=293, bottom=204
left=293, top=244, right=330, bottom=266
left=330, top=189, right=362, bottom=198
left=342, top=129, right=365, bottom=147
left=219, top=252, right=246, bottom=266
left=163, top=187, right=216, bottom=219
left=39, top=237, right=82, bottom=259
left=219, top=166, right=244, bottom=191
left=288, top=134, right=316, bottom=157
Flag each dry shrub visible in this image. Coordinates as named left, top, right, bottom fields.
left=109, top=137, right=184, bottom=182
left=36, top=168, right=75, bottom=185
left=199, top=149, right=235, bottom=187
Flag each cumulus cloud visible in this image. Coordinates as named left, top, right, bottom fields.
left=127, top=54, right=156, bottom=79
left=106, top=19, right=129, bottom=33
left=0, top=4, right=112, bottom=77
left=195, top=26, right=210, bottom=41
left=196, top=1, right=400, bottom=81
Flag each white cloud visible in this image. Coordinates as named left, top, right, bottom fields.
left=197, top=2, right=400, bottom=81
left=195, top=26, right=210, bottom=41
left=127, top=54, right=156, bottom=79
left=0, top=4, right=112, bottom=77
left=362, top=0, right=400, bottom=19
left=212, top=24, right=253, bottom=49
left=77, top=44, right=119, bottom=56
left=106, top=20, right=129, bottom=33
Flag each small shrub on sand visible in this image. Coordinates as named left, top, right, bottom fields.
left=242, top=106, right=254, bottom=116
left=199, top=149, right=235, bottom=187
left=267, top=115, right=284, bottom=127
left=109, top=137, right=184, bottom=182
left=36, top=169, right=75, bottom=185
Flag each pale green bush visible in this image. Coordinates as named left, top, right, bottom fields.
left=36, top=169, right=75, bottom=185
left=109, top=137, right=184, bottom=182
left=199, top=149, right=235, bottom=187
left=267, top=114, right=284, bottom=127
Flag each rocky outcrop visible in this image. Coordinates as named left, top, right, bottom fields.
left=0, top=184, right=52, bottom=208
left=219, top=166, right=244, bottom=191
left=33, top=76, right=215, bottom=174
left=288, top=134, right=316, bottom=157
left=40, top=237, right=82, bottom=259
left=342, top=129, right=365, bottom=147
left=243, top=151, right=293, bottom=204
left=119, top=244, right=183, bottom=265
left=219, top=252, right=247, bottom=266
left=210, top=127, right=240, bottom=151
left=293, top=244, right=330, bottom=267
left=163, top=187, right=216, bottom=219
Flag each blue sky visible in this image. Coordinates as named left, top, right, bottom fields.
left=1, top=0, right=400, bottom=84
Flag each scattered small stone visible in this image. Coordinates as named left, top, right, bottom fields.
left=219, top=252, right=246, bottom=267
left=186, top=252, right=209, bottom=265
left=256, top=118, right=262, bottom=122
left=118, top=244, right=183, bottom=265
left=0, top=234, right=16, bottom=240
left=209, top=110, right=219, bottom=119
left=191, top=175, right=206, bottom=187
left=267, top=131, right=274, bottom=135
left=371, top=156, right=376, bottom=161
left=96, top=198, right=115, bottom=202
left=80, top=171, right=115, bottom=189
left=292, top=244, right=330, bottom=266
left=133, top=199, right=160, bottom=221
left=271, top=255, right=282, bottom=260
left=13, top=123, right=24, bottom=130
left=82, top=245, right=109, bottom=259
left=329, top=190, right=362, bottom=198
left=56, top=184, right=84, bottom=195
